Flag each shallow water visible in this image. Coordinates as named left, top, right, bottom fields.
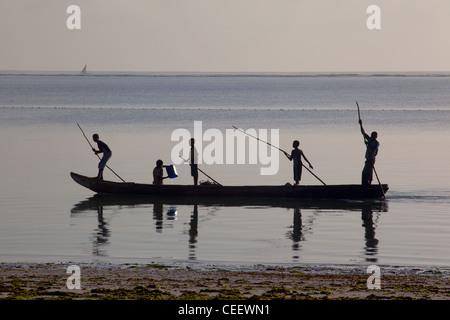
left=0, top=73, right=449, bottom=268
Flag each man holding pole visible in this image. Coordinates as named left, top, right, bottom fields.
left=359, top=120, right=379, bottom=186
left=190, top=138, right=199, bottom=186
left=92, top=133, right=112, bottom=181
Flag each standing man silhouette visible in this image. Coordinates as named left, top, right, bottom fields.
left=359, top=120, right=379, bottom=186
left=190, top=138, right=199, bottom=185
left=92, top=134, right=111, bottom=181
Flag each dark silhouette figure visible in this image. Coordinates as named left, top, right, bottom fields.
left=92, top=134, right=111, bottom=181
left=190, top=138, right=199, bottom=185
left=153, top=159, right=169, bottom=185
left=284, top=140, right=313, bottom=185
left=359, top=120, right=379, bottom=186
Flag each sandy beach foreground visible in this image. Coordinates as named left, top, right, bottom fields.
left=0, top=262, right=448, bottom=300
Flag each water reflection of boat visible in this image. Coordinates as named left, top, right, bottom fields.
left=71, top=172, right=388, bottom=199
left=70, top=195, right=387, bottom=262
left=71, top=193, right=388, bottom=212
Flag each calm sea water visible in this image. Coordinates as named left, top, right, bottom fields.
left=1, top=72, right=449, bottom=268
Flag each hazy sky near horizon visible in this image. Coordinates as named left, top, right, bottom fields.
left=1, top=0, right=449, bottom=72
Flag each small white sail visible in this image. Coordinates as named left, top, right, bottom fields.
left=81, top=65, right=87, bottom=75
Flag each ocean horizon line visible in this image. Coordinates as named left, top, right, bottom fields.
left=2, top=70, right=450, bottom=78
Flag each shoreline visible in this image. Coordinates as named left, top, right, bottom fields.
left=1, top=262, right=448, bottom=300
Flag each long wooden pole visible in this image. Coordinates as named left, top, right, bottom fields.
left=232, top=126, right=326, bottom=186
left=356, top=102, right=385, bottom=198
left=179, top=156, right=222, bottom=186
left=76, top=123, right=126, bottom=183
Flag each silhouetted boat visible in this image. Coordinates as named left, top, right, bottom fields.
left=70, top=172, right=388, bottom=199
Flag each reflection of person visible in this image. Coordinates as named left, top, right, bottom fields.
left=153, top=159, right=169, bottom=185
left=359, top=120, right=379, bottom=186
left=189, top=204, right=199, bottom=260
left=284, top=140, right=313, bottom=185
left=153, top=203, right=163, bottom=232
left=92, top=134, right=111, bottom=181
left=361, top=206, right=379, bottom=261
left=190, top=138, right=199, bottom=185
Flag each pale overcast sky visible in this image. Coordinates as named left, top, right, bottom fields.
left=1, top=0, right=449, bottom=72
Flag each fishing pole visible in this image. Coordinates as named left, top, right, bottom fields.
left=355, top=102, right=385, bottom=198
left=356, top=101, right=362, bottom=123
left=232, top=125, right=326, bottom=186
left=76, top=123, right=126, bottom=183
left=179, top=156, right=222, bottom=186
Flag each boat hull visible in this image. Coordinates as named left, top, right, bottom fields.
left=70, top=172, right=388, bottom=199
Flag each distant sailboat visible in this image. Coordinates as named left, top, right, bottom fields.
left=81, top=65, right=87, bottom=75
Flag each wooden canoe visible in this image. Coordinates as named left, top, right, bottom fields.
left=70, top=172, right=388, bottom=199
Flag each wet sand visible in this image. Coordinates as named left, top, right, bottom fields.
left=0, top=263, right=448, bottom=300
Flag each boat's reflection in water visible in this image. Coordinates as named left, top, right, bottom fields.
left=70, top=195, right=388, bottom=263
